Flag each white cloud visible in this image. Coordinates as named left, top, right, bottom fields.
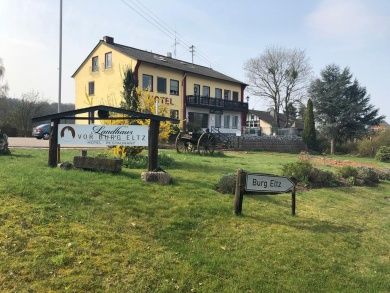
left=306, top=0, right=389, bottom=40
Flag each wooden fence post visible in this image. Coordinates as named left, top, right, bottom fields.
left=291, top=185, right=296, bottom=216
left=48, top=119, right=59, bottom=167
left=234, top=169, right=246, bottom=215
left=148, top=119, right=160, bottom=171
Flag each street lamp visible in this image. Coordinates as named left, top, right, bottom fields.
left=246, top=96, right=250, bottom=134
left=58, top=0, right=63, bottom=113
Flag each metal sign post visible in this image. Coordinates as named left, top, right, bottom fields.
left=234, top=169, right=296, bottom=216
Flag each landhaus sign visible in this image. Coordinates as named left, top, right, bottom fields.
left=234, top=170, right=297, bottom=216
left=58, top=124, right=148, bottom=146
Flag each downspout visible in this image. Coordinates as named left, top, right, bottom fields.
left=182, top=72, right=187, bottom=130
left=134, top=60, right=141, bottom=87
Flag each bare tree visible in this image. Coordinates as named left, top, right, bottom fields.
left=0, top=58, right=9, bottom=97
left=244, top=47, right=311, bottom=127
left=10, top=91, right=44, bottom=137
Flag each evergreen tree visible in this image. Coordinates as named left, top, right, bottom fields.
left=309, top=64, right=384, bottom=154
left=302, top=99, right=316, bottom=150
left=121, top=68, right=138, bottom=111
left=284, top=102, right=297, bottom=124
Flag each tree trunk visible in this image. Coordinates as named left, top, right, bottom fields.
left=330, top=138, right=335, bottom=155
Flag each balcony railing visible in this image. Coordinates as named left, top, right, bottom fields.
left=186, top=95, right=248, bottom=112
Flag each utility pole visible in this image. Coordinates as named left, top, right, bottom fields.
left=173, top=31, right=178, bottom=58
left=189, top=45, right=195, bottom=64
left=58, top=0, right=63, bottom=113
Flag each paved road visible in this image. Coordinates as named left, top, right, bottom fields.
left=8, top=137, right=49, bottom=148
left=8, top=137, right=102, bottom=149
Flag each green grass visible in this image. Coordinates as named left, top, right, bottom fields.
left=0, top=149, right=389, bottom=292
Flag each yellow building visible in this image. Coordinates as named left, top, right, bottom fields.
left=72, top=36, right=248, bottom=135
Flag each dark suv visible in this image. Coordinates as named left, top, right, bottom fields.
left=32, top=123, right=51, bottom=140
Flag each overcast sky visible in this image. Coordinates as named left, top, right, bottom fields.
left=0, top=0, right=389, bottom=120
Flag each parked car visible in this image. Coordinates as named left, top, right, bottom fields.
left=32, top=123, right=51, bottom=140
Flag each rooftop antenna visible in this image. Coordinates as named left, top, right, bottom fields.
left=189, top=45, right=195, bottom=64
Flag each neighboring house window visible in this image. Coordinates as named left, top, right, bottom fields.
left=224, top=115, right=230, bottom=128
left=194, top=84, right=200, bottom=96
left=202, top=86, right=210, bottom=97
left=170, top=109, right=179, bottom=119
left=157, top=77, right=167, bottom=93
left=232, top=116, right=239, bottom=129
left=224, top=89, right=231, bottom=100
left=142, top=74, right=153, bottom=91
left=188, top=112, right=209, bottom=129
left=233, top=91, right=239, bottom=101
left=88, top=81, right=95, bottom=96
left=215, top=114, right=222, bottom=128
left=170, top=79, right=179, bottom=95
left=215, top=88, right=222, bottom=99
left=92, top=56, right=99, bottom=72
left=105, top=52, right=112, bottom=69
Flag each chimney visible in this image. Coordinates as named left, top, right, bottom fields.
left=103, top=36, right=114, bottom=44
left=167, top=52, right=172, bottom=58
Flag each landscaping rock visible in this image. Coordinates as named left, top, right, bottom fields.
left=0, top=129, right=10, bottom=155
left=73, top=156, right=122, bottom=173
left=141, top=171, right=172, bottom=185
left=58, top=161, right=74, bottom=170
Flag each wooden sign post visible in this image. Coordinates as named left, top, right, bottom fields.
left=234, top=169, right=296, bottom=216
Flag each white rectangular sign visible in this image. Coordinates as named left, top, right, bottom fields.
left=58, top=124, right=148, bottom=147
left=245, top=173, right=294, bottom=193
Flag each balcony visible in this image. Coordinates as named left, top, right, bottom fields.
left=186, top=95, right=248, bottom=112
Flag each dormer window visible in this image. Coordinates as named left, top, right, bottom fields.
left=105, top=52, right=112, bottom=69
left=92, top=56, right=99, bottom=72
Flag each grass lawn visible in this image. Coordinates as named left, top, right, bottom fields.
left=0, top=149, right=389, bottom=292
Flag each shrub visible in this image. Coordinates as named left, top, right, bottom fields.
left=338, top=166, right=358, bottom=179
left=357, top=139, right=376, bottom=157
left=282, top=160, right=337, bottom=187
left=216, top=173, right=236, bottom=194
left=357, top=129, right=390, bottom=157
left=375, top=146, right=390, bottom=162
left=335, top=141, right=358, bottom=155
left=309, top=168, right=338, bottom=187
left=282, top=160, right=313, bottom=185
left=356, top=167, right=379, bottom=186
left=376, top=169, right=390, bottom=181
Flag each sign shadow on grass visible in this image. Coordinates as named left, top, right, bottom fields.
left=244, top=214, right=364, bottom=234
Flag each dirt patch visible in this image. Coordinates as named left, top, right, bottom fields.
left=299, top=153, right=378, bottom=169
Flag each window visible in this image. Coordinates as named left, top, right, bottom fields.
left=104, top=52, right=112, bottom=69
left=215, top=114, right=222, bottom=128
left=88, top=81, right=95, bottom=96
left=170, top=79, right=179, bottom=95
left=157, top=77, right=167, bottom=93
left=194, top=84, right=200, bottom=96
left=142, top=74, right=153, bottom=91
left=188, top=112, right=209, bottom=129
left=215, top=88, right=222, bottom=99
left=202, top=86, right=210, bottom=97
left=224, top=115, right=230, bottom=128
left=233, top=91, right=239, bottom=101
left=224, top=90, right=231, bottom=100
left=92, top=56, right=98, bottom=72
left=170, top=109, right=179, bottom=120
left=232, top=116, right=239, bottom=129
